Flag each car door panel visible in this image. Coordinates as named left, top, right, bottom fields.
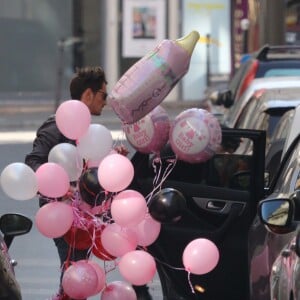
left=131, top=128, right=266, bottom=300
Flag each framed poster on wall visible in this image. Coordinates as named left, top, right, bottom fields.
left=122, top=0, right=166, bottom=57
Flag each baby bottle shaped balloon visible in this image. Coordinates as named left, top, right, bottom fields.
left=108, top=30, right=200, bottom=124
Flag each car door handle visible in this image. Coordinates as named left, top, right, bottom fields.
left=192, top=197, right=246, bottom=215
left=207, top=201, right=226, bottom=211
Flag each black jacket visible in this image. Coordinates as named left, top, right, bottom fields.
left=25, top=114, right=75, bottom=171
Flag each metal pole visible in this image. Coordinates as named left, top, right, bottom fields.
left=54, top=37, right=83, bottom=112
left=206, top=34, right=211, bottom=87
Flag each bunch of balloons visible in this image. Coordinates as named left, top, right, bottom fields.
left=0, top=30, right=223, bottom=299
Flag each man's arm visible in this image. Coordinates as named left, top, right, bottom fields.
left=25, top=116, right=64, bottom=171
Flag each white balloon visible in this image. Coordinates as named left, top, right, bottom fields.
left=77, top=124, right=113, bottom=161
left=48, top=143, right=83, bottom=181
left=0, top=162, right=38, bottom=200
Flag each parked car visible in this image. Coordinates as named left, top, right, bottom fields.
left=222, top=76, right=300, bottom=128
left=0, top=213, right=32, bottom=300
left=210, top=44, right=300, bottom=109
left=231, top=87, right=300, bottom=182
left=256, top=126, right=300, bottom=299
left=265, top=105, right=300, bottom=185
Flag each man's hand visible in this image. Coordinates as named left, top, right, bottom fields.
left=114, top=144, right=129, bottom=156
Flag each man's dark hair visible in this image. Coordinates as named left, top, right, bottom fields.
left=69, top=66, right=107, bottom=100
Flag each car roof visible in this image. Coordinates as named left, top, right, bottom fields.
left=224, top=76, right=300, bottom=127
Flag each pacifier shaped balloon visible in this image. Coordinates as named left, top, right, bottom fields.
left=108, top=31, right=200, bottom=124
left=169, top=108, right=222, bottom=163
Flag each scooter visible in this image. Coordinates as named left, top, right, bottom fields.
left=0, top=213, right=32, bottom=300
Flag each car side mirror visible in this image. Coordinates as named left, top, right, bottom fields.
left=295, top=231, right=300, bottom=257
left=258, top=198, right=296, bottom=234
left=209, top=89, right=233, bottom=107
left=0, top=214, right=32, bottom=248
left=291, top=190, right=300, bottom=221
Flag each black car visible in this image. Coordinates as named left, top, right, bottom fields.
left=210, top=44, right=300, bottom=108
left=0, top=213, right=32, bottom=300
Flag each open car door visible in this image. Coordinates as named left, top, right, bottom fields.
left=130, top=128, right=266, bottom=300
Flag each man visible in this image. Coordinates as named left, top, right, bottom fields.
left=25, top=66, right=108, bottom=300
left=25, top=66, right=152, bottom=300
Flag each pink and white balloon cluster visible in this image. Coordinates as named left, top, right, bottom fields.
left=0, top=100, right=221, bottom=299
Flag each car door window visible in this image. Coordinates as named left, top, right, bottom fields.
left=235, top=96, right=260, bottom=129
left=273, top=139, right=300, bottom=194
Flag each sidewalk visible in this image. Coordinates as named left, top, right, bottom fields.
left=0, top=96, right=208, bottom=131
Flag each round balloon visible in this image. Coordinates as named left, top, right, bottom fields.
left=48, top=143, right=83, bottom=181
left=77, top=124, right=113, bottom=161
left=100, top=223, right=137, bottom=257
left=35, top=202, right=74, bottom=238
left=35, top=162, right=70, bottom=198
left=169, top=108, right=222, bottom=163
left=56, top=100, right=91, bottom=140
left=123, top=105, right=170, bottom=154
left=107, top=31, right=200, bottom=124
left=87, top=260, right=106, bottom=295
left=111, top=190, right=147, bottom=227
left=62, top=260, right=98, bottom=299
left=101, top=281, right=137, bottom=300
left=0, top=162, right=38, bottom=200
left=79, top=167, right=106, bottom=206
left=148, top=188, right=186, bottom=223
left=63, top=225, right=93, bottom=250
left=118, top=250, right=156, bottom=286
left=182, top=238, right=219, bottom=275
left=98, top=153, right=134, bottom=193
left=134, top=213, right=161, bottom=247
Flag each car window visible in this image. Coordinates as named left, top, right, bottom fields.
left=271, top=110, right=294, bottom=142
left=235, top=96, right=261, bottom=128
left=265, top=69, right=300, bottom=77
left=150, top=137, right=253, bottom=191
left=273, top=138, right=300, bottom=194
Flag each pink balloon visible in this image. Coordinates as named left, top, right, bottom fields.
left=182, top=238, right=219, bottom=275
left=35, top=162, right=70, bottom=198
left=123, top=105, right=170, bottom=154
left=169, top=108, right=222, bottom=163
left=101, top=281, right=137, bottom=300
left=111, top=190, right=147, bottom=227
left=62, top=260, right=98, bottom=299
left=118, top=250, right=156, bottom=285
left=35, top=202, right=74, bottom=238
left=56, top=100, right=91, bottom=140
left=107, top=31, right=199, bottom=124
left=98, top=153, right=134, bottom=192
left=100, top=223, right=137, bottom=257
left=88, top=260, right=106, bottom=295
left=134, top=213, right=161, bottom=247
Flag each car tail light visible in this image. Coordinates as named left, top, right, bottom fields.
left=237, top=60, right=259, bottom=99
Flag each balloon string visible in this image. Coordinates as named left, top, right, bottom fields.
left=152, top=256, right=185, bottom=271
left=146, top=156, right=177, bottom=204
left=187, top=271, right=196, bottom=294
